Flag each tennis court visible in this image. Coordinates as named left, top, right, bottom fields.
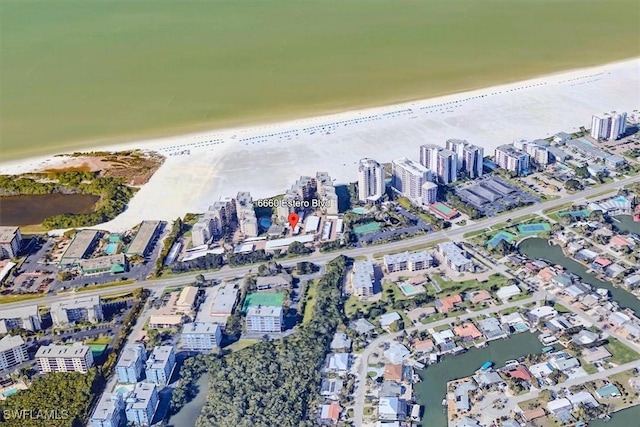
left=486, top=231, right=516, bottom=248
left=242, top=292, right=284, bottom=312
left=353, top=222, right=381, bottom=235
left=517, top=223, right=551, bottom=235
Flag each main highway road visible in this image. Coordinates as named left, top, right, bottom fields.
left=1, top=175, right=636, bottom=311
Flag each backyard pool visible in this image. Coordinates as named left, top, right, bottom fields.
left=352, top=208, right=368, bottom=214
left=2, top=388, right=19, bottom=398
left=105, top=243, right=118, bottom=255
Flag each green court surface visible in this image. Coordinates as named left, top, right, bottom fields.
left=1, top=0, right=638, bottom=159
left=242, top=292, right=284, bottom=312
left=517, top=223, right=551, bottom=235
left=486, top=231, right=517, bottom=248
left=353, top=222, right=382, bottom=235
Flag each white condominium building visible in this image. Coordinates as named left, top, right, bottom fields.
left=446, top=139, right=484, bottom=178
left=236, top=191, right=258, bottom=237
left=391, top=158, right=432, bottom=204
left=421, top=182, right=438, bottom=205
left=245, top=306, right=283, bottom=333
left=383, top=251, right=433, bottom=273
left=0, top=335, right=28, bottom=370
left=351, top=260, right=375, bottom=299
left=494, top=145, right=531, bottom=176
left=181, top=322, right=223, bottom=351
left=358, top=158, right=385, bottom=203
left=35, top=343, right=94, bottom=373
left=0, top=305, right=42, bottom=333
left=420, top=144, right=457, bottom=184
left=316, top=172, right=339, bottom=215
left=591, top=111, right=627, bottom=141
left=193, top=197, right=237, bottom=246
left=51, top=295, right=103, bottom=327
left=0, top=226, right=22, bottom=259
left=513, top=139, right=551, bottom=166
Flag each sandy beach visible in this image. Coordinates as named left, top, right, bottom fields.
left=1, top=58, right=638, bottom=232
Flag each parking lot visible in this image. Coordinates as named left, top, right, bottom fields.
left=454, top=176, right=540, bottom=217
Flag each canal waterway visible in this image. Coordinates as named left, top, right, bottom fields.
left=612, top=215, right=640, bottom=235
left=589, top=404, right=640, bottom=427
left=518, top=238, right=639, bottom=316
left=166, top=375, right=209, bottom=427
left=413, top=332, right=546, bottom=427
left=0, top=193, right=100, bottom=226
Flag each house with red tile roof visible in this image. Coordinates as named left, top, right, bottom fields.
left=411, top=339, right=434, bottom=352
left=435, top=294, right=462, bottom=313
left=611, top=235, right=633, bottom=249
left=320, top=403, right=341, bottom=424
left=504, top=365, right=533, bottom=382
left=454, top=323, right=482, bottom=341
left=383, top=364, right=403, bottom=382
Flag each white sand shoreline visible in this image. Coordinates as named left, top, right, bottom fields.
left=1, top=58, right=638, bottom=232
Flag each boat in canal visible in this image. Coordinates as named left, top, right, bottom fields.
left=480, top=361, right=493, bottom=371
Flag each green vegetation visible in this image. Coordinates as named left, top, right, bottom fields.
left=301, top=279, right=318, bottom=324
left=0, top=369, right=102, bottom=427
left=195, top=256, right=348, bottom=427
left=605, top=338, right=640, bottom=365
left=345, top=280, right=432, bottom=322
left=3, top=1, right=639, bottom=159
left=169, top=354, right=210, bottom=415
left=428, top=273, right=508, bottom=297
left=0, top=172, right=135, bottom=229
left=0, top=293, right=45, bottom=304
left=75, top=279, right=135, bottom=292
left=155, top=217, right=183, bottom=276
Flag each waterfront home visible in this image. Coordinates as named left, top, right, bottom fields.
left=496, top=285, right=521, bottom=302
left=435, top=294, right=462, bottom=313
left=628, top=376, right=640, bottom=391
left=502, top=420, right=520, bottom=427
left=575, top=249, right=598, bottom=263
left=384, top=343, right=410, bottom=364
left=453, top=323, right=482, bottom=342
left=549, top=352, right=580, bottom=372
left=319, top=403, right=341, bottom=425
left=411, top=339, right=434, bottom=353
left=546, top=315, right=573, bottom=332
left=551, top=273, right=573, bottom=288
left=567, top=391, right=599, bottom=409
left=580, top=293, right=601, bottom=308
left=529, top=362, right=554, bottom=379
left=623, top=274, right=640, bottom=289
left=381, top=380, right=403, bottom=398
left=538, top=267, right=555, bottom=283
left=477, top=317, right=504, bottom=340
left=454, top=381, right=477, bottom=412
left=383, top=364, right=403, bottom=382
left=528, top=306, right=558, bottom=323
left=500, top=312, right=527, bottom=331
left=547, top=398, right=574, bottom=423
left=595, top=384, right=621, bottom=399
left=567, top=241, right=583, bottom=254
left=432, top=329, right=455, bottom=346
left=564, top=284, right=586, bottom=301
left=474, top=370, right=504, bottom=388
left=623, top=322, right=640, bottom=339
left=378, top=397, right=407, bottom=421
left=605, top=263, right=626, bottom=278
left=610, top=235, right=634, bottom=249
left=503, top=365, right=533, bottom=382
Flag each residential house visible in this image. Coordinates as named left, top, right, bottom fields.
left=454, top=323, right=482, bottom=341
left=319, top=403, right=341, bottom=425
left=378, top=397, right=407, bottom=421
left=320, top=379, right=344, bottom=400
left=496, top=285, right=521, bottom=301
left=454, top=381, right=476, bottom=413
left=467, top=290, right=492, bottom=304
left=325, top=353, right=350, bottom=374
left=330, top=332, right=352, bottom=351
left=477, top=317, right=505, bottom=340
left=435, top=294, right=462, bottom=313
left=349, top=318, right=375, bottom=335
left=384, top=343, right=410, bottom=364
left=379, top=312, right=401, bottom=329
left=596, top=384, right=621, bottom=399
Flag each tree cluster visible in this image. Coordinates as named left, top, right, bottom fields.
left=0, top=369, right=102, bottom=427
left=195, top=256, right=348, bottom=427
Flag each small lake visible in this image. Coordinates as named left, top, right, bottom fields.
left=518, top=238, right=639, bottom=316
left=413, top=332, right=545, bottom=427
left=0, top=193, right=100, bottom=226
left=166, top=375, right=209, bottom=427
left=612, top=215, right=640, bottom=235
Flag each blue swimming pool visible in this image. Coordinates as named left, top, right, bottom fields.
left=105, top=243, right=118, bottom=255
left=352, top=208, right=368, bottom=214
left=258, top=217, right=272, bottom=230
left=2, top=388, right=19, bottom=397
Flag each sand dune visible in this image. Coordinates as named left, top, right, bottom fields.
left=2, top=58, right=638, bottom=232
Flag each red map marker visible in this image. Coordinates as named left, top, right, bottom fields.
left=288, top=212, right=300, bottom=229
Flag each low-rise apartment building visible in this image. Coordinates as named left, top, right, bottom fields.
left=35, top=343, right=94, bottom=373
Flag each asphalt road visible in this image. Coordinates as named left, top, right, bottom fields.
left=0, top=176, right=635, bottom=312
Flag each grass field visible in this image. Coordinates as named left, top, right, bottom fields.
left=1, top=0, right=639, bottom=160
left=0, top=293, right=45, bottom=304
left=605, top=338, right=640, bottom=365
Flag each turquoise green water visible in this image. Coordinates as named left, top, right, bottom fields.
left=1, top=0, right=639, bottom=160
left=413, top=332, right=545, bottom=426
